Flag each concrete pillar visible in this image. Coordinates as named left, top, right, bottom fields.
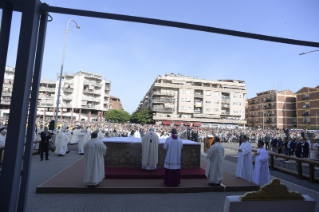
left=88, top=110, right=91, bottom=122
left=53, top=107, right=56, bottom=119
left=71, top=108, right=73, bottom=121
left=79, top=109, right=81, bottom=121
left=60, top=108, right=63, bottom=120
left=100, top=111, right=103, bottom=121
left=43, top=108, right=46, bottom=121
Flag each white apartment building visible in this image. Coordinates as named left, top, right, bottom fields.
left=138, top=73, right=247, bottom=128
left=1, top=66, right=111, bottom=121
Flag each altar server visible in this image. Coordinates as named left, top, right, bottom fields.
left=84, top=131, right=107, bottom=187
left=70, top=128, right=77, bottom=144
left=78, top=126, right=87, bottom=155
left=253, top=141, right=270, bottom=187
left=205, top=136, right=224, bottom=186
left=55, top=125, right=68, bottom=156
left=142, top=127, right=160, bottom=170
left=236, top=135, right=253, bottom=181
left=163, top=128, right=183, bottom=186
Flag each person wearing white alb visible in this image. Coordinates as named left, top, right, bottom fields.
left=84, top=131, right=107, bottom=187
left=236, top=135, right=253, bottom=181
left=55, top=126, right=68, bottom=156
left=142, top=127, right=159, bottom=170
left=78, top=126, right=87, bottom=155
left=205, top=136, right=224, bottom=186
left=253, top=141, right=270, bottom=187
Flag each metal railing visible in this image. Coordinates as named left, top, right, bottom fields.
left=39, top=87, right=55, bottom=92
left=152, top=107, right=174, bottom=112
left=2, top=93, right=11, bottom=97
left=62, top=96, right=73, bottom=100
left=153, top=91, right=175, bottom=96
left=153, top=99, right=175, bottom=103
left=221, top=112, right=230, bottom=115
left=194, top=93, right=203, bottom=98
left=302, top=96, right=309, bottom=100
left=222, top=104, right=230, bottom=108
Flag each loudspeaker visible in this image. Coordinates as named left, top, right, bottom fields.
left=308, top=132, right=315, bottom=140
left=49, top=120, right=55, bottom=131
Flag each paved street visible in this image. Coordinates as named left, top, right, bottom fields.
left=25, top=143, right=319, bottom=212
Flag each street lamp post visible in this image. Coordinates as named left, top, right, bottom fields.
left=55, top=19, right=80, bottom=126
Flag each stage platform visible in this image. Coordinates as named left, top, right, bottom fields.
left=36, top=158, right=259, bottom=194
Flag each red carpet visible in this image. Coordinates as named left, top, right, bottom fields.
left=105, top=167, right=207, bottom=179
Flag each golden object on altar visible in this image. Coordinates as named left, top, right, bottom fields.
left=240, top=178, right=305, bottom=201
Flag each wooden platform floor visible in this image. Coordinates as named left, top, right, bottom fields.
left=36, top=158, right=259, bottom=194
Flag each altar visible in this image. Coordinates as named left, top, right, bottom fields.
left=102, top=137, right=201, bottom=168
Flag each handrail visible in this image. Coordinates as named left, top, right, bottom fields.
left=251, top=148, right=319, bottom=182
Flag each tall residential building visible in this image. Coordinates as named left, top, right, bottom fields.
left=247, top=90, right=296, bottom=129
left=295, top=86, right=319, bottom=129
left=110, top=96, right=124, bottom=110
left=0, top=66, right=15, bottom=118
left=137, top=73, right=247, bottom=128
left=1, top=66, right=111, bottom=121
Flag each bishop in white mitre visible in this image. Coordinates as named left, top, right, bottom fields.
left=205, top=136, right=224, bottom=186
left=142, top=127, right=160, bottom=170
left=55, top=126, right=68, bottom=156
left=84, top=131, right=107, bottom=187
left=236, top=135, right=253, bottom=181
left=253, top=141, right=270, bottom=187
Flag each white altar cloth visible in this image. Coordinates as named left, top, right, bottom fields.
left=102, top=137, right=200, bottom=145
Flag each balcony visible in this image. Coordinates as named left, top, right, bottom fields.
left=39, top=87, right=55, bottom=92
left=38, top=95, right=54, bottom=99
left=152, top=107, right=173, bottom=112
left=302, top=113, right=310, bottom=116
left=266, top=120, right=272, bottom=123
left=194, top=102, right=202, bottom=107
left=265, top=98, right=271, bottom=102
left=153, top=91, right=175, bottom=96
left=0, top=101, right=11, bottom=105
left=38, top=102, right=54, bottom=106
left=63, top=88, right=73, bottom=93
left=302, top=105, right=310, bottom=108
left=83, top=90, right=100, bottom=95
left=2, top=93, right=11, bottom=97
left=250, top=120, right=255, bottom=123
left=303, top=121, right=311, bottom=125
left=62, top=104, right=72, bottom=108
left=292, top=98, right=296, bottom=103
left=194, top=93, right=203, bottom=98
left=64, top=80, right=73, bottom=84
left=264, top=106, right=271, bottom=109
left=250, top=108, right=255, bottom=111
left=250, top=101, right=255, bottom=105
left=292, top=121, right=297, bottom=124
left=250, top=114, right=255, bottom=117
left=153, top=99, right=175, bottom=103
left=222, top=96, right=230, bottom=99
left=302, top=96, right=309, bottom=100
left=222, top=104, right=230, bottom=108
left=82, top=105, right=98, bottom=110
left=63, top=96, right=73, bottom=100
left=105, top=86, right=111, bottom=91
left=264, top=114, right=272, bottom=117
left=292, top=114, right=296, bottom=117
left=221, top=112, right=230, bottom=115
left=221, top=99, right=230, bottom=103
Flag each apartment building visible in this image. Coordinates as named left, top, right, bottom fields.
left=295, top=86, right=319, bottom=129
left=137, top=73, right=247, bottom=128
left=1, top=66, right=111, bottom=121
left=110, top=96, right=124, bottom=110
left=247, top=90, right=296, bottom=129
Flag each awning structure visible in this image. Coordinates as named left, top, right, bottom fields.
left=193, top=123, right=202, bottom=127
left=183, top=122, right=191, bottom=126
left=174, top=122, right=181, bottom=126
left=162, top=121, right=172, bottom=125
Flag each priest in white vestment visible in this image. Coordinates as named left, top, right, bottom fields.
left=97, top=128, right=105, bottom=140
left=236, top=135, right=253, bottom=181
left=253, top=141, right=270, bottom=187
left=78, top=126, right=87, bottom=155
left=163, top=128, right=183, bottom=186
left=70, top=128, right=77, bottom=144
left=133, top=127, right=141, bottom=138
left=84, top=131, right=107, bottom=187
left=142, top=127, right=160, bottom=170
left=55, top=126, right=68, bottom=156
left=205, top=136, right=224, bottom=186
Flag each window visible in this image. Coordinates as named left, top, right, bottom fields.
left=233, top=110, right=238, bottom=113
left=233, top=94, right=238, bottom=98
left=181, top=90, right=184, bottom=94
left=239, top=110, right=242, bottom=113
left=272, top=111, right=274, bottom=114
left=185, top=90, right=191, bottom=94
left=206, top=100, right=211, bottom=104
left=239, top=95, right=242, bottom=98
left=233, top=102, right=238, bottom=105
left=206, top=108, right=211, bottom=112
left=214, top=100, right=220, bottom=104
left=272, top=118, right=274, bottom=122
left=272, top=96, right=274, bottom=100
left=185, top=107, right=191, bottom=111
left=181, top=98, right=184, bottom=102
left=185, top=98, right=191, bottom=102
left=214, top=92, right=219, bottom=97
left=256, top=112, right=258, bottom=115
left=206, top=91, right=211, bottom=96
left=181, top=106, right=184, bottom=110
left=239, top=102, right=242, bottom=106
left=214, top=108, right=219, bottom=112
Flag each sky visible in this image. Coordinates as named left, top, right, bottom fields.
left=2, top=0, right=319, bottom=114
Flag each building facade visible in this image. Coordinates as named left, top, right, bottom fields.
left=110, top=96, right=124, bottom=110
left=295, top=86, right=319, bottom=129
left=137, top=73, right=247, bottom=128
left=1, top=67, right=111, bottom=121
left=247, top=90, right=296, bottom=129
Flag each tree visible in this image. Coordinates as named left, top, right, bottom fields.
left=130, top=108, right=154, bottom=124
left=104, top=109, right=130, bottom=123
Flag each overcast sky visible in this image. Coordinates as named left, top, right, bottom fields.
left=2, top=0, right=319, bottom=113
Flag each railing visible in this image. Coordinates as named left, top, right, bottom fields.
left=194, top=103, right=202, bottom=107
left=303, top=121, right=311, bottom=125
left=221, top=99, right=230, bottom=103
left=63, top=88, right=73, bottom=92
left=221, top=112, right=230, bottom=115
left=62, top=104, right=72, bottom=108
left=265, top=98, right=271, bottom=102
left=194, top=110, right=202, bottom=113
left=303, top=105, right=310, bottom=108
left=38, top=102, right=54, bottom=106
left=265, top=120, right=272, bottom=123
left=264, top=114, right=272, bottom=116
left=222, top=104, right=230, bottom=108
left=152, top=107, right=173, bottom=112
left=251, top=149, right=319, bottom=183
left=62, top=96, right=73, bottom=100
left=302, top=96, right=309, bottom=100
left=2, top=93, right=11, bottom=97
left=194, top=94, right=203, bottom=98
left=39, top=87, right=55, bottom=92
left=39, top=95, right=54, bottom=99
left=83, top=90, right=100, bottom=95
left=153, top=91, right=175, bottom=96
left=0, top=101, right=11, bottom=105
left=222, top=96, right=230, bottom=99
left=82, top=105, right=98, bottom=109
left=250, top=108, right=255, bottom=111
left=105, top=86, right=110, bottom=91
left=302, top=113, right=310, bottom=116
left=250, top=101, right=255, bottom=105
left=153, top=99, right=175, bottom=103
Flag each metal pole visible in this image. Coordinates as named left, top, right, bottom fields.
left=55, top=19, right=80, bottom=126
left=0, top=0, right=41, bottom=210
left=17, top=13, right=48, bottom=212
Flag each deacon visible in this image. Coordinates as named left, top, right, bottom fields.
left=236, top=135, right=253, bottom=181
left=55, top=125, right=68, bottom=156
left=205, top=136, right=224, bottom=186
left=253, top=141, right=270, bottom=187
left=163, top=128, right=183, bottom=186
left=83, top=131, right=107, bottom=187
left=142, top=127, right=160, bottom=170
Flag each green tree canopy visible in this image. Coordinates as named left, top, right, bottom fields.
left=104, top=109, right=130, bottom=123
left=130, top=108, right=154, bottom=124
